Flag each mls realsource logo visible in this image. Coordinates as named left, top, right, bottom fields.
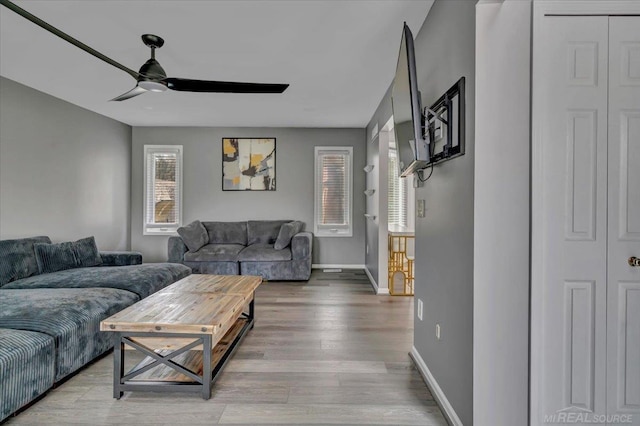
left=544, top=406, right=633, bottom=424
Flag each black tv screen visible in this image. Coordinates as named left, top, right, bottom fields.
left=391, top=23, right=428, bottom=177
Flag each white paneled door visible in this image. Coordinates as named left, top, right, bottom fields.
left=607, top=17, right=640, bottom=422
left=534, top=12, right=640, bottom=426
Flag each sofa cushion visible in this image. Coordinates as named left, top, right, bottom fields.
left=2, top=263, right=191, bottom=299
left=184, top=244, right=245, bottom=262
left=274, top=221, right=303, bottom=250
left=99, top=251, right=143, bottom=266
left=247, top=220, right=291, bottom=245
left=0, top=236, right=51, bottom=287
left=177, top=220, right=209, bottom=252
left=238, top=243, right=292, bottom=262
left=0, top=288, right=139, bottom=381
left=34, top=241, right=78, bottom=274
left=73, top=236, right=103, bottom=267
left=0, top=328, right=55, bottom=422
left=203, top=221, right=247, bottom=246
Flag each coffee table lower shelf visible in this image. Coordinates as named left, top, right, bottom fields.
left=112, top=317, right=252, bottom=400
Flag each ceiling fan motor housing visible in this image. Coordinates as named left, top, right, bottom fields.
left=137, top=34, right=168, bottom=91
left=137, top=54, right=167, bottom=91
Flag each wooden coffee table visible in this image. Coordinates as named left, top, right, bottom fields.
left=100, top=274, right=261, bottom=399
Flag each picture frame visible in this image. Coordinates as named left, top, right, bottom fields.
left=222, top=138, right=276, bottom=191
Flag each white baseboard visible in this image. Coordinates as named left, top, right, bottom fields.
left=311, top=264, right=366, bottom=269
left=364, top=267, right=378, bottom=293
left=410, top=346, right=463, bottom=426
left=364, top=266, right=390, bottom=295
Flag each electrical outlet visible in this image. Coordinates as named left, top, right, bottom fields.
left=417, top=299, right=423, bottom=321
left=436, top=323, right=441, bottom=340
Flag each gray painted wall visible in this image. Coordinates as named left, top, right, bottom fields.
left=131, top=127, right=366, bottom=264
left=0, top=77, right=132, bottom=250
left=474, top=2, right=531, bottom=425
left=412, top=2, right=475, bottom=424
left=365, top=1, right=475, bottom=423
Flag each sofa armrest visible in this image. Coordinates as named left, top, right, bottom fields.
left=291, top=232, right=313, bottom=260
left=99, top=251, right=142, bottom=266
left=168, top=236, right=187, bottom=263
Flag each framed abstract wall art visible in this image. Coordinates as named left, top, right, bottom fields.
left=222, top=138, right=276, bottom=191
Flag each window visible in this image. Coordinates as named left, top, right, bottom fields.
left=314, top=147, right=353, bottom=237
left=388, top=145, right=408, bottom=227
left=143, top=145, right=183, bottom=235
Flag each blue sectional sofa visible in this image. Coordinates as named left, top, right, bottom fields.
left=168, top=220, right=313, bottom=281
left=0, top=236, right=191, bottom=421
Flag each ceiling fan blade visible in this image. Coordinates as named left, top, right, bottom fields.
left=110, top=86, right=147, bottom=102
left=0, top=0, right=139, bottom=80
left=164, top=78, right=289, bottom=94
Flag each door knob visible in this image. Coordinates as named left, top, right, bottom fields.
left=629, top=257, right=640, bottom=267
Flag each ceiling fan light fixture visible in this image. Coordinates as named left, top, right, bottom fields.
left=138, top=80, right=167, bottom=92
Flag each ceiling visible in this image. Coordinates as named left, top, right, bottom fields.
left=0, top=0, right=433, bottom=128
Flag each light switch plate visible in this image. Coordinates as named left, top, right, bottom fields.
left=417, top=199, right=426, bottom=218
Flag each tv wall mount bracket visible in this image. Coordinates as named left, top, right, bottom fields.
left=420, top=76, right=466, bottom=167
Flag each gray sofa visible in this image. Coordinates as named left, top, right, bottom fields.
left=168, top=220, right=312, bottom=281
left=0, top=236, right=191, bottom=421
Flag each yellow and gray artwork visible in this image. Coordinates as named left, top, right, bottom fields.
left=222, top=138, right=276, bottom=190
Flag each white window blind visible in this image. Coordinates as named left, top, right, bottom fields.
left=388, top=148, right=408, bottom=227
left=143, top=145, right=183, bottom=235
left=314, top=147, right=353, bottom=237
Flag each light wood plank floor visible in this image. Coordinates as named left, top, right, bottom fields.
left=6, top=270, right=447, bottom=425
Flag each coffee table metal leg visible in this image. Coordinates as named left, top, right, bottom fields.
left=113, top=334, right=124, bottom=399
left=249, top=295, right=255, bottom=329
left=202, top=334, right=212, bottom=400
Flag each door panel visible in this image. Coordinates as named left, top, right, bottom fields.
left=618, top=111, right=640, bottom=240
left=538, top=16, right=608, bottom=419
left=614, top=283, right=640, bottom=410
left=564, top=281, right=597, bottom=410
left=607, top=17, right=640, bottom=422
left=565, top=110, right=598, bottom=241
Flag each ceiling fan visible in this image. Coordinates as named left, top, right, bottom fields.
left=0, top=0, right=289, bottom=101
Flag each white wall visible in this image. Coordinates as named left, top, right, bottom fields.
left=0, top=77, right=132, bottom=250
left=365, top=128, right=381, bottom=286
left=131, top=127, right=366, bottom=264
left=365, top=86, right=393, bottom=290
left=376, top=126, right=389, bottom=293
left=474, top=1, right=531, bottom=425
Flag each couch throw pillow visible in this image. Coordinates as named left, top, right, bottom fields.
left=34, top=241, right=79, bottom=274
left=34, top=236, right=104, bottom=274
left=274, top=221, right=303, bottom=250
left=177, top=220, right=209, bottom=252
left=0, top=236, right=51, bottom=286
left=72, top=236, right=103, bottom=267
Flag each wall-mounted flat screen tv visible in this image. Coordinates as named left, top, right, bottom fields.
left=391, top=23, right=429, bottom=178
left=391, top=23, right=466, bottom=178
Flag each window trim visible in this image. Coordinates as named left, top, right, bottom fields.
left=314, top=146, right=353, bottom=238
left=388, top=145, right=408, bottom=228
left=143, top=145, right=183, bottom=236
